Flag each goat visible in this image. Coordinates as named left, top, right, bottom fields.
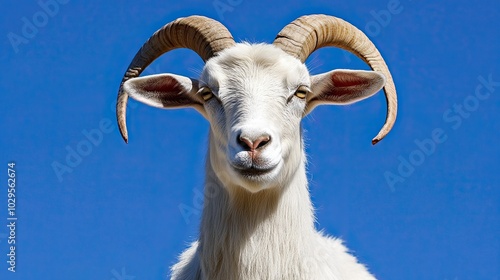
left=116, top=14, right=397, bottom=280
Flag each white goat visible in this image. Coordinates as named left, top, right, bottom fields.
left=116, top=15, right=397, bottom=280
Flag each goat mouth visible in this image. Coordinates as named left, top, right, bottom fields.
left=233, top=166, right=275, bottom=177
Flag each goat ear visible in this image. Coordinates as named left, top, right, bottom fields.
left=123, top=73, right=204, bottom=112
left=306, top=69, right=385, bottom=114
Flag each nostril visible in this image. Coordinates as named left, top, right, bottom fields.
left=238, top=135, right=271, bottom=151
left=253, top=135, right=271, bottom=150
left=238, top=136, right=253, bottom=151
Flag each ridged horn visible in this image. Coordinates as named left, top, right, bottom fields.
left=116, top=16, right=235, bottom=143
left=273, top=14, right=397, bottom=145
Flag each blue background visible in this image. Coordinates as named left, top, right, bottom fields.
left=1, top=0, right=499, bottom=279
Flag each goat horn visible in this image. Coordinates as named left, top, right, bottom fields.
left=116, top=16, right=235, bottom=143
left=273, top=14, right=397, bottom=145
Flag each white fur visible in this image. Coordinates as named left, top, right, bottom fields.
left=125, top=43, right=383, bottom=280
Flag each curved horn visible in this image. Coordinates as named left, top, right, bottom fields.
left=273, top=14, right=397, bottom=145
left=116, top=16, right=235, bottom=143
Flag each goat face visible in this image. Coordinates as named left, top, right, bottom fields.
left=201, top=44, right=309, bottom=192
left=123, top=43, right=386, bottom=193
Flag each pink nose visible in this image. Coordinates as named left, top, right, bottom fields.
left=238, top=135, right=271, bottom=151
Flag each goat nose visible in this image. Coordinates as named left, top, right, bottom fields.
left=238, top=135, right=271, bottom=151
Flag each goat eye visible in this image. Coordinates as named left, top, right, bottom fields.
left=199, top=87, right=213, bottom=101
left=294, top=86, right=310, bottom=99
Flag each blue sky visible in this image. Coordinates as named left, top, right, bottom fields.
left=1, top=0, right=499, bottom=279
